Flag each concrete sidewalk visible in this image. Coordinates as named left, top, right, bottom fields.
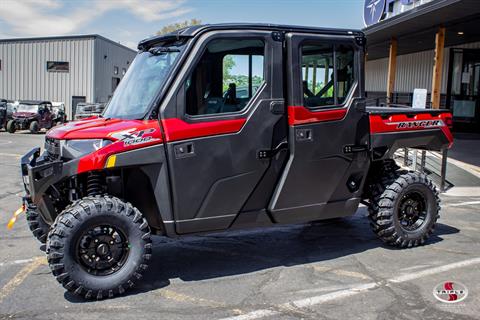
left=444, top=133, right=480, bottom=197
left=449, top=133, right=480, bottom=172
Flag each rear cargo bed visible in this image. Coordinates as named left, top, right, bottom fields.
left=366, top=106, right=453, bottom=159
left=366, top=106, right=449, bottom=115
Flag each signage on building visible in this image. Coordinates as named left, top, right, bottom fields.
left=364, top=0, right=434, bottom=27
left=364, top=0, right=386, bottom=26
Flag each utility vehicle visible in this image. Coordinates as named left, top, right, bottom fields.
left=51, top=102, right=67, bottom=125
left=7, top=100, right=54, bottom=133
left=74, top=102, right=105, bottom=120
left=18, top=24, right=453, bottom=300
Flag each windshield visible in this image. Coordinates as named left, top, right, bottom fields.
left=17, top=104, right=39, bottom=113
left=103, top=44, right=184, bottom=119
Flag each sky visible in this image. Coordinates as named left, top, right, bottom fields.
left=0, top=0, right=365, bottom=50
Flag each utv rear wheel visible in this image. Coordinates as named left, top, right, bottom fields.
left=6, top=120, right=15, bottom=133
left=368, top=171, right=440, bottom=248
left=29, top=121, right=39, bottom=134
left=46, top=196, right=152, bottom=300
left=26, top=205, right=50, bottom=243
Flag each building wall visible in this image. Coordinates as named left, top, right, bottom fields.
left=94, top=38, right=136, bottom=104
left=366, top=41, right=480, bottom=95
left=0, top=38, right=95, bottom=119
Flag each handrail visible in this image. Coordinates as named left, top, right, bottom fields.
left=394, top=148, right=453, bottom=192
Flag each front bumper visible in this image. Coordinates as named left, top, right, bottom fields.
left=14, top=118, right=32, bottom=129
left=20, top=148, right=77, bottom=222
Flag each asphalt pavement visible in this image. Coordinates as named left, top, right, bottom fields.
left=0, top=131, right=479, bottom=320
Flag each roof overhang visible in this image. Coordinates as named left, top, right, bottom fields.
left=365, top=0, right=480, bottom=60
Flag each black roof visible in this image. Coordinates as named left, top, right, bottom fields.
left=19, top=100, right=52, bottom=105
left=138, top=23, right=364, bottom=50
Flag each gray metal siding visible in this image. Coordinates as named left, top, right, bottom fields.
left=366, top=41, right=480, bottom=94
left=94, top=39, right=136, bottom=104
left=0, top=38, right=95, bottom=119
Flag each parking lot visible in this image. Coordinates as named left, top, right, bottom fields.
left=0, top=131, right=479, bottom=320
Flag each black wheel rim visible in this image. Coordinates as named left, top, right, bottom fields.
left=76, top=225, right=130, bottom=276
left=398, top=191, right=428, bottom=231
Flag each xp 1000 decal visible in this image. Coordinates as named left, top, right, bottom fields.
left=110, top=128, right=160, bottom=146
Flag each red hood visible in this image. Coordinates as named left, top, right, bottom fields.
left=47, top=117, right=159, bottom=140
left=14, top=112, right=37, bottom=118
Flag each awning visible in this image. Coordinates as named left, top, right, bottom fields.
left=365, top=0, right=480, bottom=60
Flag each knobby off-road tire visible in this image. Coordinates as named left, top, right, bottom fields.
left=6, top=120, right=16, bottom=133
left=368, top=170, right=440, bottom=248
left=29, top=121, right=39, bottom=134
left=26, top=205, right=50, bottom=243
left=46, top=195, right=152, bottom=300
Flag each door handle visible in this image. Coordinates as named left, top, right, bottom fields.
left=296, top=128, right=313, bottom=142
left=174, top=142, right=195, bottom=159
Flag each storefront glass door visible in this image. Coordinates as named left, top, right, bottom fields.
left=448, top=49, right=480, bottom=131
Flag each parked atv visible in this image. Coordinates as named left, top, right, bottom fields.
left=18, top=24, right=454, bottom=300
left=7, top=100, right=54, bottom=134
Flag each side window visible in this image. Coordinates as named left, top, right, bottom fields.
left=301, top=42, right=355, bottom=108
left=302, top=44, right=335, bottom=107
left=185, top=39, right=264, bottom=116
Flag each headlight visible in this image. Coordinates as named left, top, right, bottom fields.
left=61, top=139, right=112, bottom=159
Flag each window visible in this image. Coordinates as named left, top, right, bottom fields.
left=112, top=77, right=120, bottom=93
left=122, top=68, right=126, bottom=76
left=301, top=43, right=355, bottom=108
left=336, top=45, right=355, bottom=104
left=114, top=66, right=119, bottom=75
left=0, top=59, right=2, bottom=71
left=47, top=61, right=69, bottom=72
left=185, top=38, right=264, bottom=116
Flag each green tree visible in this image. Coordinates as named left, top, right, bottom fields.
left=156, top=19, right=202, bottom=35
left=223, top=56, right=236, bottom=91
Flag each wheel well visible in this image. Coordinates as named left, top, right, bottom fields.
left=362, top=158, right=400, bottom=200
left=97, top=168, right=165, bottom=235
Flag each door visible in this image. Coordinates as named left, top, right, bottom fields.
left=161, top=31, right=286, bottom=234
left=447, top=49, right=480, bottom=131
left=269, top=32, right=370, bottom=224
left=72, top=96, right=86, bottom=120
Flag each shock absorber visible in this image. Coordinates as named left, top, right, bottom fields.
left=86, top=172, right=103, bottom=196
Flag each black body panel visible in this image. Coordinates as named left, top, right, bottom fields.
left=269, top=32, right=370, bottom=223
left=371, top=129, right=450, bottom=155
left=107, top=144, right=174, bottom=232
left=21, top=148, right=79, bottom=223
left=160, top=30, right=286, bottom=234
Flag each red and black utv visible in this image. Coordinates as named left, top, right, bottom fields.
left=18, top=24, right=453, bottom=299
left=7, top=100, right=55, bottom=134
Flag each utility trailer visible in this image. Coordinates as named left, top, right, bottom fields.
left=16, top=24, right=453, bottom=299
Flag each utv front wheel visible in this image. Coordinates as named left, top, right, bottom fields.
left=46, top=196, right=152, bottom=299
left=29, top=121, right=39, bottom=133
left=368, top=171, right=440, bottom=248
left=6, top=120, right=16, bottom=133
